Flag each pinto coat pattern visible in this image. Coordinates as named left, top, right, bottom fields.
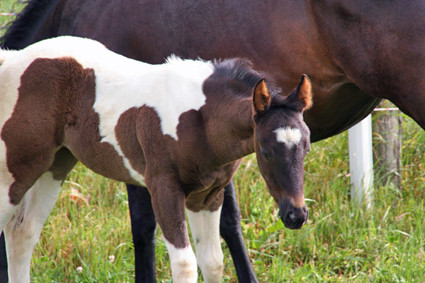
left=0, top=36, right=312, bottom=283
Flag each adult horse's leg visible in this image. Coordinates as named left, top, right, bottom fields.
left=0, top=233, right=7, bottom=283
left=126, top=184, right=157, bottom=283
left=220, top=181, right=258, bottom=283
left=187, top=207, right=224, bottom=283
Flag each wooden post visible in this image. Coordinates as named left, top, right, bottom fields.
left=372, top=100, right=402, bottom=190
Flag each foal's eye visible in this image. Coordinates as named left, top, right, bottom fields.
left=304, top=141, right=311, bottom=154
left=260, top=148, right=272, bottom=161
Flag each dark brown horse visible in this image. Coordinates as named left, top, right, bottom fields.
left=2, top=0, right=425, bottom=282
left=0, top=36, right=311, bottom=282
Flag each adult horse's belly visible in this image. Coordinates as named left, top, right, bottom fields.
left=304, top=83, right=381, bottom=142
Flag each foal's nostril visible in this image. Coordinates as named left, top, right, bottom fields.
left=288, top=211, right=296, bottom=221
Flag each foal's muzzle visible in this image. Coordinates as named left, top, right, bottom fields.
left=279, top=198, right=308, bottom=229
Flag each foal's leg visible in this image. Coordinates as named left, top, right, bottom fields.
left=4, top=172, right=62, bottom=283
left=187, top=206, right=224, bottom=283
left=149, top=179, right=197, bottom=283
left=126, top=184, right=157, bottom=283
left=220, top=181, right=258, bottom=282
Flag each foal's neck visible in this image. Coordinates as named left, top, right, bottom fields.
left=203, top=95, right=255, bottom=165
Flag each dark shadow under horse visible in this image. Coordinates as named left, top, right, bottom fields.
left=2, top=0, right=425, bottom=282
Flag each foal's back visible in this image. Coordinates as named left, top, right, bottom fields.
left=0, top=36, right=215, bottom=202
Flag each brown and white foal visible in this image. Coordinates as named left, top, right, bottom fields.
left=0, top=36, right=312, bottom=282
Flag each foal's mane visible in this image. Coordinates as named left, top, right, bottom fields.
left=212, top=58, right=279, bottom=97
left=0, top=0, right=61, bottom=49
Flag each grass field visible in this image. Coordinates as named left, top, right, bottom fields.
left=1, top=2, right=425, bottom=282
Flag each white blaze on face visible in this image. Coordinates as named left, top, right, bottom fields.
left=274, top=127, right=302, bottom=148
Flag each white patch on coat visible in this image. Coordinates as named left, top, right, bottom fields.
left=0, top=36, right=214, bottom=185
left=187, top=207, right=223, bottom=283
left=164, top=239, right=198, bottom=283
left=274, top=127, right=302, bottom=147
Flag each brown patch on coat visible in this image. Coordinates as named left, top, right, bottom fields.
left=2, top=57, right=133, bottom=204
left=114, top=107, right=147, bottom=182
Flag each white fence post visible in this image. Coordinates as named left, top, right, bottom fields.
left=348, top=114, right=373, bottom=207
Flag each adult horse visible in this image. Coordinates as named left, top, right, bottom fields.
left=0, top=35, right=312, bottom=282
left=2, top=0, right=425, bottom=282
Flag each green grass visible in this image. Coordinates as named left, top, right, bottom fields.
left=1, top=4, right=425, bottom=282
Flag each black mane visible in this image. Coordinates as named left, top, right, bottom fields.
left=0, top=0, right=61, bottom=49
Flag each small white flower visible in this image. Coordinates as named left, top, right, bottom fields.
left=108, top=255, right=115, bottom=263
left=76, top=266, right=83, bottom=273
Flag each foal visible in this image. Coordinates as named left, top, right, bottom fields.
left=0, top=36, right=312, bottom=282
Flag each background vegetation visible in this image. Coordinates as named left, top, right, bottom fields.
left=1, top=2, right=424, bottom=282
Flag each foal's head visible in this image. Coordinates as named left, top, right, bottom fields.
left=252, top=75, right=312, bottom=229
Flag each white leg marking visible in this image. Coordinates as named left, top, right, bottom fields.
left=274, top=127, right=302, bottom=148
left=187, top=207, right=223, bottom=283
left=164, top=239, right=198, bottom=283
left=4, top=172, right=62, bottom=283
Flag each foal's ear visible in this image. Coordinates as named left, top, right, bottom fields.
left=253, top=79, right=271, bottom=114
left=286, top=74, right=313, bottom=112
